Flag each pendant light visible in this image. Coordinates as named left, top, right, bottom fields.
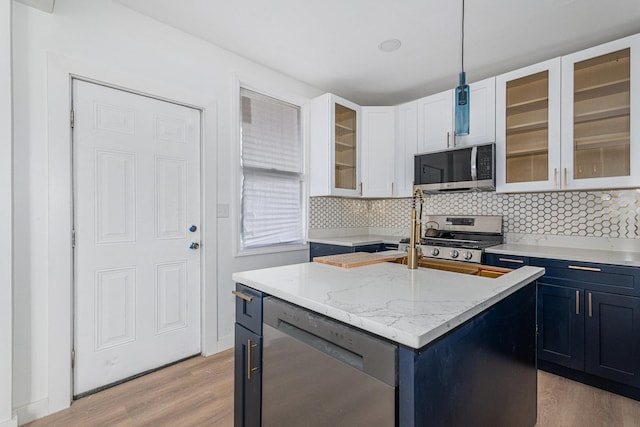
left=455, top=0, right=470, bottom=136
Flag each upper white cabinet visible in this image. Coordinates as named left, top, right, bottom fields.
left=417, top=77, right=496, bottom=154
left=457, top=77, right=496, bottom=147
left=310, top=93, right=362, bottom=197
left=417, top=90, right=453, bottom=153
left=361, top=106, right=395, bottom=197
left=394, top=101, right=418, bottom=197
left=561, top=34, right=640, bottom=190
left=496, top=58, right=562, bottom=193
left=497, top=34, right=640, bottom=193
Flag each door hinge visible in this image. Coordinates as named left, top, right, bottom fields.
left=71, top=349, right=75, bottom=369
left=72, top=229, right=76, bottom=248
left=70, top=109, right=75, bottom=128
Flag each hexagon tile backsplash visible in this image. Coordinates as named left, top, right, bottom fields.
left=309, top=189, right=640, bottom=239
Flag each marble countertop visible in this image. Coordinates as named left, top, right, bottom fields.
left=487, top=243, right=640, bottom=267
left=232, top=261, right=544, bottom=349
left=307, top=234, right=402, bottom=246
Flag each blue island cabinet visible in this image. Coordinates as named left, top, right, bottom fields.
left=234, top=279, right=538, bottom=427
left=398, top=282, right=537, bottom=427
left=233, top=284, right=263, bottom=427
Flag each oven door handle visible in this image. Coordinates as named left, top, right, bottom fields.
left=470, top=145, right=478, bottom=181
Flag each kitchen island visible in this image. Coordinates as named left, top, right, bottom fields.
left=232, top=260, right=545, bottom=427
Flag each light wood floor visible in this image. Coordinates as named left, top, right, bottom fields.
left=25, top=349, right=640, bottom=427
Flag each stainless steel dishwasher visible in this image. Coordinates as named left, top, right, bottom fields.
left=262, top=296, right=397, bottom=427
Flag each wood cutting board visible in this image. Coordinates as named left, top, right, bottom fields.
left=313, top=252, right=401, bottom=268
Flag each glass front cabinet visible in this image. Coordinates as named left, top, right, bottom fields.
left=561, top=34, right=640, bottom=190
left=496, top=58, right=562, bottom=192
left=497, top=34, right=640, bottom=192
left=310, top=93, right=362, bottom=197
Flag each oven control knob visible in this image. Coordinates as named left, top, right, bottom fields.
left=450, top=250, right=459, bottom=259
left=463, top=251, right=473, bottom=260
left=431, top=248, right=440, bottom=256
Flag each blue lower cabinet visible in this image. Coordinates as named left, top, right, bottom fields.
left=309, top=242, right=384, bottom=261
left=586, top=291, right=640, bottom=388
left=234, top=324, right=262, bottom=427
left=495, top=252, right=640, bottom=397
left=537, top=283, right=585, bottom=370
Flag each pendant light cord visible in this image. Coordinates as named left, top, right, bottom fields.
left=461, top=0, right=465, bottom=73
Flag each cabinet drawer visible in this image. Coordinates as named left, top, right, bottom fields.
left=531, top=258, right=640, bottom=297
left=485, top=253, right=529, bottom=268
left=234, top=283, right=263, bottom=335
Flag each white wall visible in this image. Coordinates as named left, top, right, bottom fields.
left=1, top=0, right=16, bottom=425
left=12, top=0, right=317, bottom=422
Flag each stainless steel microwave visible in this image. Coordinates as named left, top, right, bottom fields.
left=414, top=143, right=495, bottom=192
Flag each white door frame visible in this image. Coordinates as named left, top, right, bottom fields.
left=46, top=52, right=218, bottom=415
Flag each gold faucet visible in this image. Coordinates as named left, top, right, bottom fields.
left=408, top=187, right=424, bottom=269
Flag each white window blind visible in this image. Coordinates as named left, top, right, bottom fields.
left=240, top=88, right=303, bottom=250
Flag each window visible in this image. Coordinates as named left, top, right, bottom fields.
left=239, top=88, right=304, bottom=250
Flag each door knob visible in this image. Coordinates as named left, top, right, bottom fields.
left=189, top=242, right=200, bottom=250
left=189, top=225, right=197, bottom=232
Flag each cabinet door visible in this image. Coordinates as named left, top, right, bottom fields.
left=234, top=324, right=262, bottom=427
left=585, top=291, right=640, bottom=387
left=417, top=90, right=454, bottom=153
left=394, top=101, right=418, bottom=197
left=561, top=34, right=640, bottom=190
left=456, top=77, right=496, bottom=147
left=332, top=96, right=362, bottom=196
left=362, top=106, right=395, bottom=197
left=309, top=94, right=362, bottom=197
left=537, top=284, right=585, bottom=370
left=496, top=58, right=562, bottom=193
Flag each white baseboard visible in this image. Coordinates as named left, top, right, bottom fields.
left=216, top=335, right=234, bottom=352
left=0, top=415, right=17, bottom=427
left=14, top=398, right=52, bottom=426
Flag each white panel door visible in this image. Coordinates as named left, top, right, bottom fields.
left=73, top=80, right=201, bottom=395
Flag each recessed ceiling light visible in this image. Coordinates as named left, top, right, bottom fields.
left=378, top=39, right=402, bottom=52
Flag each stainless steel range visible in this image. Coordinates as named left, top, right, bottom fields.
left=399, top=215, right=503, bottom=264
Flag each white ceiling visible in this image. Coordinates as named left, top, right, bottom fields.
left=114, top=0, right=640, bottom=106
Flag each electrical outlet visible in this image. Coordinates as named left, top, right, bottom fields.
left=217, top=204, right=230, bottom=218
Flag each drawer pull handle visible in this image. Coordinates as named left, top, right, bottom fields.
left=247, top=339, right=258, bottom=380
left=232, top=290, right=254, bottom=302
left=568, top=265, right=601, bottom=272
left=576, top=290, right=580, bottom=315
left=588, top=292, right=593, bottom=318
left=498, top=258, right=524, bottom=264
